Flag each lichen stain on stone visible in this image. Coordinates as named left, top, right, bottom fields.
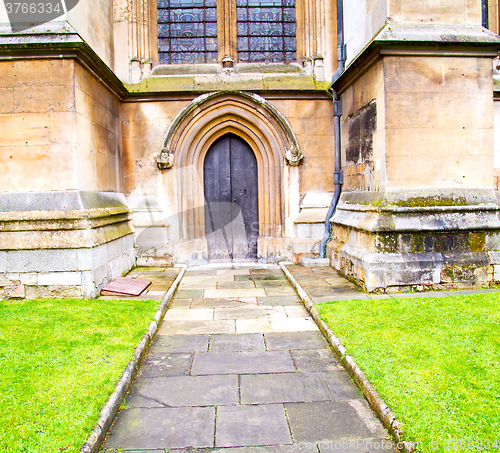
left=346, top=101, right=376, bottom=165
left=392, top=195, right=467, bottom=207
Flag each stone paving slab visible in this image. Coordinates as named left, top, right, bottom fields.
left=164, top=308, right=215, bottom=321
left=235, top=274, right=287, bottom=281
left=185, top=270, right=218, bottom=276
left=250, top=269, right=283, bottom=274
left=205, top=288, right=267, bottom=298
left=125, top=374, right=239, bottom=407
left=240, top=371, right=361, bottom=404
left=217, top=306, right=287, bottom=320
left=138, top=353, right=192, bottom=378
left=236, top=318, right=273, bottom=333
left=285, top=401, right=382, bottom=443
left=291, top=349, right=343, bottom=372
left=182, top=275, right=236, bottom=283
left=283, top=305, right=310, bottom=317
left=191, top=351, right=296, bottom=375
left=215, top=404, right=292, bottom=448
left=269, top=317, right=319, bottom=332
left=190, top=297, right=248, bottom=308
left=175, top=289, right=204, bottom=298
left=209, top=333, right=266, bottom=352
left=257, top=295, right=302, bottom=306
left=148, top=282, right=174, bottom=291
left=149, top=334, right=209, bottom=353
left=158, top=320, right=236, bottom=335
left=264, top=331, right=329, bottom=350
left=179, top=282, right=217, bottom=289
left=264, top=287, right=298, bottom=296
left=216, top=269, right=251, bottom=275
left=103, top=406, right=215, bottom=450
left=217, top=281, right=256, bottom=289
left=240, top=372, right=334, bottom=404
left=168, top=298, right=192, bottom=308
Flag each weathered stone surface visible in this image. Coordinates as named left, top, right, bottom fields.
left=190, top=297, right=247, bottom=308
left=103, top=407, right=215, bottom=450
left=291, top=349, right=343, bottom=372
left=285, top=401, right=377, bottom=442
left=6, top=249, right=78, bottom=273
left=158, top=320, right=236, bottom=335
left=265, top=331, right=328, bottom=350
left=138, top=353, right=192, bottom=378
left=215, top=404, right=292, bottom=448
left=0, top=251, right=6, bottom=273
left=37, top=271, right=82, bottom=286
left=215, top=306, right=285, bottom=320
left=209, top=333, right=266, bottom=352
left=191, top=351, right=296, bottom=375
left=217, top=280, right=256, bottom=289
left=164, top=308, right=214, bottom=321
left=125, top=375, right=238, bottom=407
left=257, top=296, right=302, bottom=306
left=240, top=372, right=333, bottom=404
left=150, top=334, right=209, bottom=353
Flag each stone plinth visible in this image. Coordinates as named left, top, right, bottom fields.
left=0, top=191, right=135, bottom=298
left=327, top=190, right=500, bottom=292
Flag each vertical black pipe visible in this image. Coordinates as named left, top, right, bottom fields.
left=320, top=0, right=345, bottom=258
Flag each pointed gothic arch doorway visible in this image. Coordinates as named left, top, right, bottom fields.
left=203, top=134, right=259, bottom=261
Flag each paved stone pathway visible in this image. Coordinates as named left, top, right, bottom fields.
left=102, top=265, right=395, bottom=452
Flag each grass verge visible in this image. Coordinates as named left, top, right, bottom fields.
left=0, top=298, right=158, bottom=453
left=317, top=293, right=500, bottom=452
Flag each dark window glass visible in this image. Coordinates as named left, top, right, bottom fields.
left=236, top=0, right=296, bottom=63
left=157, top=0, right=217, bottom=64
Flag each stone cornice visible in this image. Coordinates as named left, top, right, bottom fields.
left=334, top=23, right=500, bottom=93
left=0, top=22, right=331, bottom=99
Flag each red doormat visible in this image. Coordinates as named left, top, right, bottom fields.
left=101, top=277, right=151, bottom=296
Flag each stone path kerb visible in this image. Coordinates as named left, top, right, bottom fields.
left=102, top=264, right=396, bottom=453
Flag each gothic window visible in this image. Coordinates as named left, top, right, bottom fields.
left=157, top=0, right=296, bottom=65
left=158, top=0, right=218, bottom=64
left=237, top=0, right=296, bottom=63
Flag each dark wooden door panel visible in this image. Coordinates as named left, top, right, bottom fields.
left=203, top=134, right=259, bottom=261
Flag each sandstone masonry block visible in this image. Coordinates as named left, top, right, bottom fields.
left=20, top=273, right=38, bottom=285
left=38, top=272, right=82, bottom=286
left=6, top=249, right=78, bottom=273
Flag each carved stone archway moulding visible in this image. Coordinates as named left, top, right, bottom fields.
left=156, top=91, right=303, bottom=169
left=156, top=91, right=302, bottom=240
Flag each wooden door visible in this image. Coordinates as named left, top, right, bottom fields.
left=204, top=134, right=259, bottom=261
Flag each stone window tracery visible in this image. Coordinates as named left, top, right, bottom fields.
left=157, top=0, right=296, bottom=64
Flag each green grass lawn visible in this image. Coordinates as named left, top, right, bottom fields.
left=0, top=298, right=158, bottom=453
left=317, top=293, right=500, bottom=452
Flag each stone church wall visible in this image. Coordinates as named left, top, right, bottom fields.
left=0, top=57, right=134, bottom=298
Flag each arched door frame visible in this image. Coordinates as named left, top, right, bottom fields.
left=156, top=91, right=303, bottom=243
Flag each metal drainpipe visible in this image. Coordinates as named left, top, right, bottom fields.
left=320, top=0, right=345, bottom=258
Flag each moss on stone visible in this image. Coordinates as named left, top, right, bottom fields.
left=375, top=234, right=397, bottom=253
left=125, top=74, right=331, bottom=94
left=470, top=232, right=486, bottom=252
left=392, top=196, right=468, bottom=207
